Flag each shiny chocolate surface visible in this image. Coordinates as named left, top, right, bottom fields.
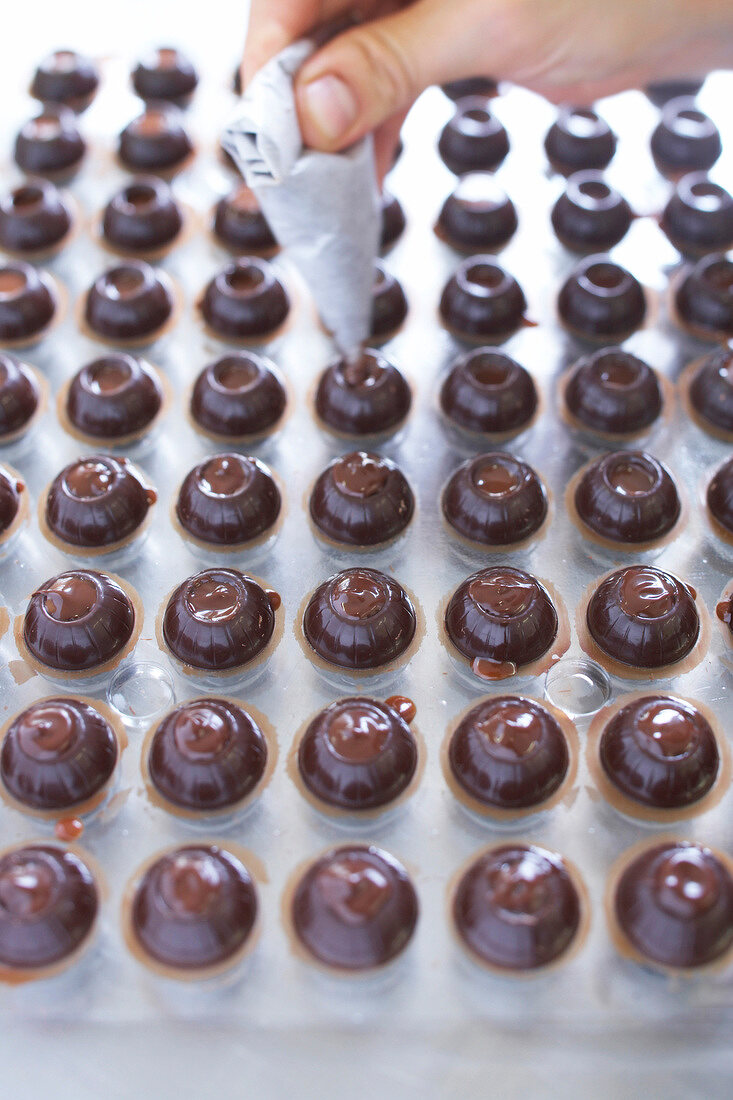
left=118, top=105, right=193, bottom=173
left=440, top=348, right=537, bottom=435
left=675, top=254, right=733, bottom=339
left=573, top=450, right=680, bottom=544
left=564, top=348, right=662, bottom=435
left=310, top=451, right=414, bottom=546
left=442, top=451, right=547, bottom=546
left=102, top=177, right=183, bottom=254
left=131, top=48, right=198, bottom=106
left=0, top=262, right=56, bottom=341
left=14, top=107, right=85, bottom=177
left=315, top=349, right=411, bottom=437
left=30, top=50, right=99, bottom=111
left=45, top=454, right=155, bottom=549
left=176, top=453, right=281, bottom=546
left=65, top=354, right=163, bottom=441
left=0, top=353, right=40, bottom=439
left=440, top=258, right=527, bottom=340
left=661, top=173, right=733, bottom=256
left=651, top=98, right=721, bottom=178
left=200, top=257, right=289, bottom=340
left=438, top=97, right=509, bottom=176
left=551, top=171, right=632, bottom=253
left=0, top=179, right=72, bottom=254
left=437, top=173, right=517, bottom=253
left=370, top=262, right=408, bottom=341
left=213, top=184, right=277, bottom=254
left=84, top=261, right=173, bottom=341
left=190, top=352, right=286, bottom=439
left=544, top=107, right=616, bottom=175
left=558, top=256, right=646, bottom=341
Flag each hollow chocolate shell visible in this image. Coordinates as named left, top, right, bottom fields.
left=129, top=845, right=257, bottom=973
left=707, top=456, right=733, bottom=536
left=558, top=256, right=646, bottom=342
left=43, top=455, right=156, bottom=552
left=290, top=845, right=418, bottom=971
left=380, top=190, right=406, bottom=251
left=645, top=79, right=704, bottom=107
left=30, top=50, right=99, bottom=112
left=0, top=263, right=57, bottom=344
left=440, top=348, right=538, bottom=437
left=445, top=567, right=559, bottom=678
left=612, top=842, right=733, bottom=970
left=0, top=179, right=73, bottom=256
left=14, top=107, right=86, bottom=178
left=442, top=77, right=498, bottom=100
left=297, top=697, right=418, bottom=812
left=190, top=352, right=286, bottom=441
left=370, top=262, right=407, bottom=341
left=118, top=105, right=193, bottom=175
left=661, top=173, right=733, bottom=257
left=302, top=568, right=417, bottom=672
left=453, top=845, right=582, bottom=971
left=572, top=451, right=680, bottom=546
left=545, top=107, right=616, bottom=176
left=436, top=173, right=517, bottom=253
left=132, top=48, right=199, bottom=106
left=686, top=344, right=733, bottom=433
left=65, top=354, right=164, bottom=444
left=84, top=261, right=174, bottom=343
left=21, top=570, right=138, bottom=675
left=310, top=451, right=414, bottom=547
left=1, top=697, right=119, bottom=812
left=315, top=350, right=411, bottom=437
left=213, top=184, right=277, bottom=255
left=650, top=98, right=721, bottom=178
left=0, top=466, right=25, bottom=539
left=674, top=254, right=733, bottom=341
left=598, top=696, right=719, bottom=811
left=0, top=845, right=98, bottom=972
left=101, top=177, right=183, bottom=255
left=443, top=452, right=546, bottom=548
left=0, top=354, right=41, bottom=441
left=440, top=258, right=527, bottom=341
left=551, top=172, right=633, bottom=253
left=147, top=698, right=268, bottom=812
left=563, top=348, right=662, bottom=436
left=161, top=569, right=276, bottom=673
left=586, top=566, right=699, bottom=670
left=448, top=696, right=571, bottom=812
left=438, top=97, right=509, bottom=176
left=200, top=258, right=290, bottom=341
left=175, top=454, right=281, bottom=548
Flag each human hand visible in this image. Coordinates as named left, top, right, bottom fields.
left=243, top=0, right=733, bottom=177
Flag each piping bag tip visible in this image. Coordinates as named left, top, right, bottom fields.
left=222, top=39, right=381, bottom=360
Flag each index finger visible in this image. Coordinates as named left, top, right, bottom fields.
left=242, top=0, right=353, bottom=86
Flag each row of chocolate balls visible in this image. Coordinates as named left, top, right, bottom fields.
left=1, top=832, right=731, bottom=982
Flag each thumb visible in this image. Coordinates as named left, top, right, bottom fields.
left=295, top=0, right=492, bottom=151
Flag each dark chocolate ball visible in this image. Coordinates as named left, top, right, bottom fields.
left=370, top=262, right=408, bottom=341
left=131, top=47, right=199, bottom=106
left=200, top=258, right=290, bottom=341
left=661, top=173, right=733, bottom=257
left=14, top=107, right=86, bottom=179
left=1, top=697, right=118, bottom=811
left=440, top=258, right=527, bottom=341
left=0, top=353, right=40, bottom=441
left=645, top=79, right=704, bottom=107
left=445, top=567, right=558, bottom=677
left=380, top=190, right=406, bottom=251
left=573, top=451, right=680, bottom=545
left=102, top=177, right=183, bottom=255
left=22, top=570, right=137, bottom=674
left=147, top=698, right=268, bottom=812
left=438, top=97, right=509, bottom=176
left=440, top=348, right=538, bottom=436
left=707, top=455, right=733, bottom=535
left=130, top=845, right=257, bottom=971
left=30, top=50, right=99, bottom=112
left=44, top=455, right=156, bottom=550
left=453, top=844, right=582, bottom=971
left=118, top=105, right=193, bottom=174
left=65, top=354, right=163, bottom=443
left=297, top=697, right=418, bottom=811
left=0, top=845, right=98, bottom=970
left=674, top=254, right=733, bottom=341
left=315, top=350, right=411, bottom=437
left=449, top=696, right=570, bottom=811
left=84, top=261, right=174, bottom=342
left=291, top=845, right=418, bottom=970
left=212, top=184, right=277, bottom=255
left=442, top=77, right=498, bottom=101
left=551, top=171, right=633, bottom=253
left=650, top=98, right=721, bottom=178
left=0, top=178, right=73, bottom=256
left=436, top=173, right=517, bottom=253
left=442, top=452, right=547, bottom=546
left=162, top=568, right=276, bottom=673
left=613, top=842, right=733, bottom=969
left=544, top=107, right=616, bottom=176
left=0, top=465, right=23, bottom=537
left=190, top=352, right=287, bottom=440
left=599, top=695, right=719, bottom=810
left=176, top=454, right=281, bottom=547
left=303, top=568, right=417, bottom=671
left=0, top=262, right=57, bottom=343
left=310, top=451, right=414, bottom=547
left=558, top=256, right=646, bottom=342
left=563, top=347, right=662, bottom=436
left=586, top=566, right=699, bottom=669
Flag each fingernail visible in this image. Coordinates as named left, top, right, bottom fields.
left=299, top=74, right=358, bottom=142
